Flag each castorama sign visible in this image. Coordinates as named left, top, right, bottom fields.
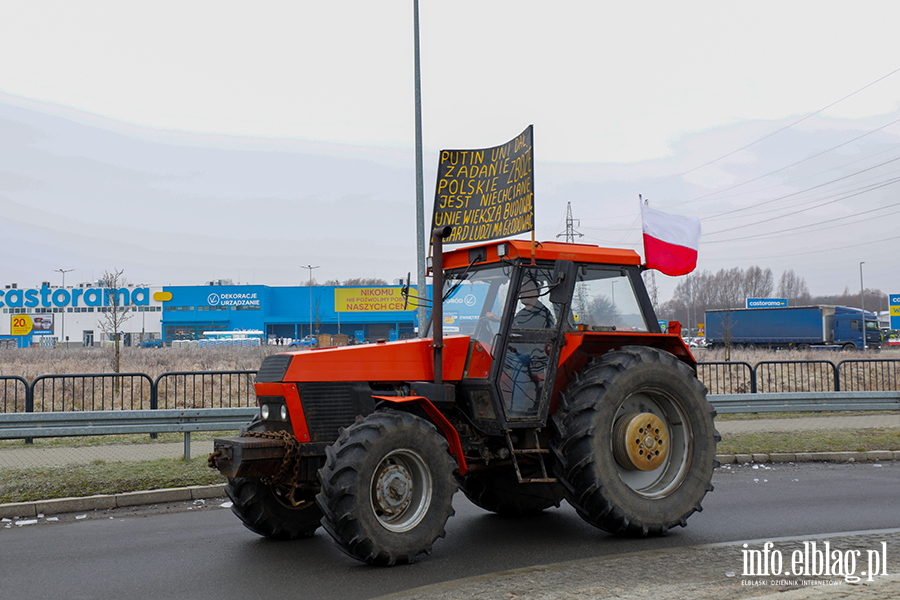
left=0, top=286, right=152, bottom=309
left=746, top=298, right=788, bottom=308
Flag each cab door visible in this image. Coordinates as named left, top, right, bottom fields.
left=496, top=266, right=572, bottom=425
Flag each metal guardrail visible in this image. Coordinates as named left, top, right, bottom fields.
left=709, top=391, right=900, bottom=414
left=0, top=407, right=259, bottom=459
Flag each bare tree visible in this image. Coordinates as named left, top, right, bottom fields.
left=342, top=277, right=388, bottom=286
left=715, top=267, right=745, bottom=309
left=777, top=270, right=811, bottom=305
left=743, top=266, right=774, bottom=299
left=313, top=296, right=323, bottom=336
left=98, top=268, right=133, bottom=373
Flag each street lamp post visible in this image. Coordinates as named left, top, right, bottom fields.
left=860, top=262, right=867, bottom=351
left=302, top=265, right=319, bottom=338
left=53, top=268, right=74, bottom=348
left=413, top=0, right=427, bottom=338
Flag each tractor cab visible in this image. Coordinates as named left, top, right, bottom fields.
left=429, top=238, right=665, bottom=433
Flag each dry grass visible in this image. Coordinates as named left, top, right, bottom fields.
left=717, top=428, right=900, bottom=455
left=693, top=346, right=898, bottom=365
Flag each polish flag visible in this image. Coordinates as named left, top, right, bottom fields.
left=640, top=203, right=700, bottom=276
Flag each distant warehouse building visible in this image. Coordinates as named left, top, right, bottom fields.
left=0, top=281, right=432, bottom=348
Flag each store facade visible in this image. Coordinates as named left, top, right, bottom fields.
left=1, top=281, right=431, bottom=348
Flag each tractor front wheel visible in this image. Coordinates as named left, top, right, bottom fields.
left=551, top=346, right=718, bottom=536
left=316, top=410, right=457, bottom=565
left=225, top=417, right=323, bottom=540
left=226, top=477, right=322, bottom=540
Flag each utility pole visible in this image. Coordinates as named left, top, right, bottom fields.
left=302, top=265, right=319, bottom=338
left=54, top=268, right=74, bottom=348
left=413, top=0, right=427, bottom=337
left=860, top=261, right=867, bottom=350
left=556, top=202, right=583, bottom=244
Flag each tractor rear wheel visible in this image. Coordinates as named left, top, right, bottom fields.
left=458, top=466, right=564, bottom=517
left=551, top=346, right=718, bottom=537
left=316, top=410, right=457, bottom=565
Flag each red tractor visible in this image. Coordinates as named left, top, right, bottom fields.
left=210, top=229, right=718, bottom=565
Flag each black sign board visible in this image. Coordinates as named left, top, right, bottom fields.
left=432, top=125, right=534, bottom=245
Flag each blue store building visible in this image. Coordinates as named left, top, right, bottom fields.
left=161, top=284, right=433, bottom=343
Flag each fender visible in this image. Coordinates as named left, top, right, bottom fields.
left=372, top=395, right=467, bottom=476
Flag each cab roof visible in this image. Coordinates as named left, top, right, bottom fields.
left=442, top=239, right=642, bottom=270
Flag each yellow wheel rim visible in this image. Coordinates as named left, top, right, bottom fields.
left=612, top=412, right=669, bottom=471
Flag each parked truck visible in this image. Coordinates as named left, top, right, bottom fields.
left=705, top=305, right=882, bottom=351
left=209, top=229, right=719, bottom=565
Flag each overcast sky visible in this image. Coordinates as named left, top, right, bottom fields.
left=1, top=1, right=899, bottom=306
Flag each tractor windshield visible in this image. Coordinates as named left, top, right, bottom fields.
left=571, top=268, right=649, bottom=332
left=436, top=266, right=510, bottom=346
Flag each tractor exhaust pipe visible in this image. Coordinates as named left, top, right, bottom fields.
left=431, top=226, right=452, bottom=385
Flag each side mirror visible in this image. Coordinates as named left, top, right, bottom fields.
left=549, top=260, right=576, bottom=305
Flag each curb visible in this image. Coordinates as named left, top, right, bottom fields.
left=716, top=450, right=900, bottom=464
left=0, top=484, right=227, bottom=519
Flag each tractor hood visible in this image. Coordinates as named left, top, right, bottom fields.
left=272, top=336, right=474, bottom=383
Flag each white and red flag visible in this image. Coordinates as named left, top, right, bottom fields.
left=640, top=203, right=700, bottom=276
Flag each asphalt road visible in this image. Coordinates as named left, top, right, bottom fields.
left=1, top=462, right=898, bottom=600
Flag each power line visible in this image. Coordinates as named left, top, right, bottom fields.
left=671, top=115, right=900, bottom=208
left=703, top=232, right=900, bottom=260
left=704, top=175, right=900, bottom=236
left=581, top=65, right=900, bottom=207
left=697, top=143, right=900, bottom=206
left=704, top=155, right=900, bottom=221
left=705, top=186, right=900, bottom=242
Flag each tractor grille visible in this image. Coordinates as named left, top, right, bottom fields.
left=299, top=383, right=360, bottom=442
left=256, top=354, right=292, bottom=383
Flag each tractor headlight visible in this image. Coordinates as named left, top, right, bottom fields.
left=280, top=404, right=288, bottom=421
left=260, top=404, right=270, bottom=420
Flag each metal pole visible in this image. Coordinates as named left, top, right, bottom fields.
left=302, top=265, right=319, bottom=338
left=431, top=227, right=451, bottom=384
left=413, top=0, right=427, bottom=338
left=54, top=268, right=74, bottom=349
left=860, top=261, right=866, bottom=350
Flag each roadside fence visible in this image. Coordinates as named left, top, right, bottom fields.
left=696, top=358, right=900, bottom=394
left=0, top=370, right=257, bottom=415
left=2, top=360, right=899, bottom=413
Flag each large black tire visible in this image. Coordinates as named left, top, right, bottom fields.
left=550, top=346, right=719, bottom=537
left=226, top=477, right=322, bottom=540
left=458, top=467, right=564, bottom=517
left=316, top=410, right=457, bottom=565
left=225, top=416, right=323, bottom=540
